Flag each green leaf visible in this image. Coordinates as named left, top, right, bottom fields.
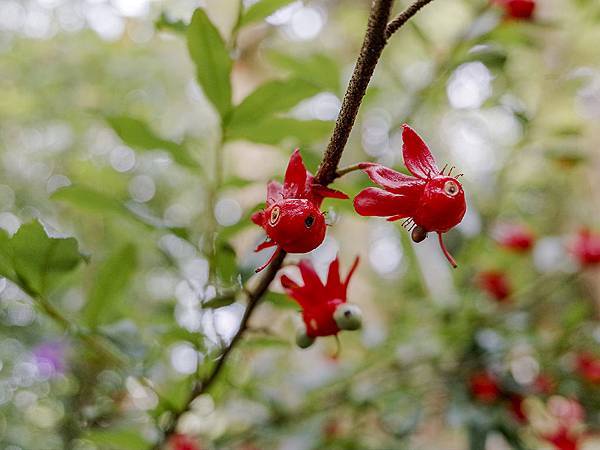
left=106, top=116, right=197, bottom=168
left=9, top=221, right=83, bottom=296
left=52, top=185, right=130, bottom=217
left=239, top=0, right=297, bottom=28
left=0, top=229, right=16, bottom=282
left=83, top=244, right=138, bottom=328
left=227, top=78, right=321, bottom=129
left=226, top=117, right=333, bottom=145
left=269, top=52, right=341, bottom=93
left=203, top=292, right=237, bottom=309
left=155, top=12, right=187, bottom=34
left=215, top=241, right=238, bottom=285
left=84, top=429, right=149, bottom=450
left=187, top=8, right=233, bottom=118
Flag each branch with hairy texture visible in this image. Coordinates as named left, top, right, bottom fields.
left=157, top=0, right=437, bottom=445
left=385, top=0, right=435, bottom=40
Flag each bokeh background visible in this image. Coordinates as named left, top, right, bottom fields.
left=0, top=0, right=599, bottom=449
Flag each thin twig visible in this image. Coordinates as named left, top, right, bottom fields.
left=156, top=0, right=439, bottom=445
left=335, top=162, right=364, bottom=179
left=385, top=0, right=435, bottom=41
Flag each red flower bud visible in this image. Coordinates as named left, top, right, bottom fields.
left=477, top=270, right=512, bottom=302
left=354, top=125, right=466, bottom=267
left=494, top=223, right=535, bottom=252
left=569, top=229, right=600, bottom=267
left=576, top=352, right=600, bottom=384
left=281, top=256, right=360, bottom=340
left=252, top=149, right=347, bottom=272
left=169, top=434, right=201, bottom=450
left=469, top=371, right=501, bottom=403
left=494, top=0, right=536, bottom=20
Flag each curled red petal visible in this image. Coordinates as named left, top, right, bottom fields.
left=359, top=162, right=425, bottom=195
left=267, top=180, right=283, bottom=205
left=402, top=124, right=440, bottom=179
left=283, top=149, right=308, bottom=198
left=354, top=187, right=416, bottom=218
left=437, top=232, right=457, bottom=268
left=280, top=274, right=299, bottom=291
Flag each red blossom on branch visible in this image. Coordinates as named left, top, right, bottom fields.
left=281, top=256, right=361, bottom=348
left=569, top=229, right=600, bottom=267
left=252, top=149, right=347, bottom=272
left=354, top=124, right=466, bottom=267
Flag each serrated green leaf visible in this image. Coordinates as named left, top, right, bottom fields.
left=239, top=0, right=297, bottom=27
left=227, top=78, right=321, bottom=129
left=269, top=52, right=341, bottom=93
left=106, top=116, right=197, bottom=168
left=83, top=243, right=138, bottom=328
left=187, top=8, right=232, bottom=118
left=226, top=117, right=333, bottom=145
left=84, top=429, right=149, bottom=450
left=10, top=221, right=83, bottom=296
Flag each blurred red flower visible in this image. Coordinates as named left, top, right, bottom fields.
left=542, top=398, right=585, bottom=450
left=477, top=270, right=512, bottom=302
left=576, top=352, right=600, bottom=384
left=494, top=223, right=535, bottom=252
left=169, top=434, right=201, bottom=450
left=569, top=229, right=600, bottom=267
left=494, top=0, right=536, bottom=20
left=469, top=371, right=501, bottom=403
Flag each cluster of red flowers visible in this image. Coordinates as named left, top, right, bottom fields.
left=252, top=125, right=467, bottom=345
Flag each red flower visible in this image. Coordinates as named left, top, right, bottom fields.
left=569, top=229, right=600, bottom=267
left=477, top=270, right=512, bottom=302
left=281, top=256, right=361, bottom=348
left=354, top=124, right=466, bottom=267
left=542, top=398, right=585, bottom=450
left=509, top=394, right=528, bottom=423
left=494, top=0, right=536, bottom=20
left=169, top=434, right=201, bottom=450
left=576, top=352, right=600, bottom=384
left=252, top=149, right=347, bottom=272
left=494, top=223, right=535, bottom=252
left=469, top=371, right=501, bottom=403
left=533, top=374, right=555, bottom=394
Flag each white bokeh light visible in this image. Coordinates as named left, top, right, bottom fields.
left=170, top=342, right=198, bottom=375
left=214, top=198, right=242, bottom=227
left=447, top=62, right=493, bottom=109
left=109, top=145, right=136, bottom=172
left=129, top=175, right=156, bottom=203
left=285, top=6, right=324, bottom=41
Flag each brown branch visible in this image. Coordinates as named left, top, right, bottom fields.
left=385, top=0, right=435, bottom=41
left=157, top=0, right=438, bottom=445
left=315, top=0, right=394, bottom=186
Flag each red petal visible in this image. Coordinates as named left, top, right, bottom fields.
left=280, top=274, right=299, bottom=290
left=326, top=257, right=341, bottom=292
left=343, top=256, right=360, bottom=294
left=359, top=162, right=425, bottom=195
left=283, top=149, right=308, bottom=198
left=251, top=210, right=264, bottom=226
left=353, top=188, right=416, bottom=218
left=267, top=180, right=283, bottom=205
left=298, top=259, right=324, bottom=290
left=402, top=124, right=440, bottom=179
left=311, top=184, right=349, bottom=200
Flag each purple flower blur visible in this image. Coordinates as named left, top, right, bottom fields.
left=32, top=341, right=67, bottom=378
